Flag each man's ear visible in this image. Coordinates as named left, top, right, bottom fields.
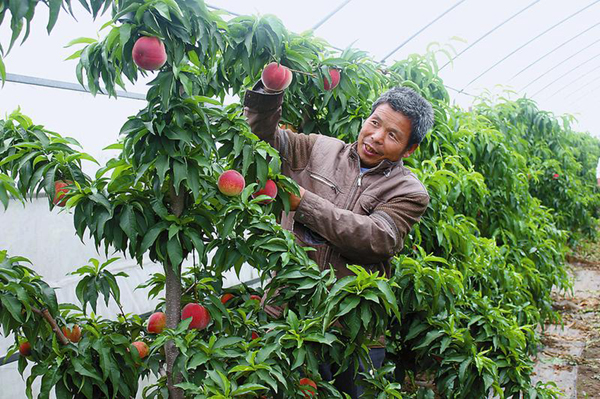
left=402, top=143, right=419, bottom=158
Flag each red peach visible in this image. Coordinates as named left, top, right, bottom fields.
left=252, top=180, right=278, bottom=204
left=132, top=36, right=167, bottom=71
left=132, top=341, right=149, bottom=359
left=323, top=69, right=341, bottom=91
left=147, top=312, right=166, bottom=334
left=62, top=324, right=81, bottom=343
left=249, top=295, right=261, bottom=302
left=299, top=378, right=317, bottom=397
left=181, top=303, right=211, bottom=330
left=221, top=293, right=235, bottom=305
left=53, top=180, right=72, bottom=207
left=218, top=170, right=245, bottom=196
left=19, top=341, right=31, bottom=357
left=262, top=62, right=293, bottom=91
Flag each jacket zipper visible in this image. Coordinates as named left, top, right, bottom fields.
left=309, top=173, right=340, bottom=193
left=323, top=161, right=367, bottom=268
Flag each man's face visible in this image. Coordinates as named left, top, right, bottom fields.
left=357, top=103, right=418, bottom=168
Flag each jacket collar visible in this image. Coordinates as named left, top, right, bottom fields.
left=349, top=142, right=403, bottom=174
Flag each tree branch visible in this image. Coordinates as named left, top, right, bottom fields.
left=31, top=306, right=69, bottom=346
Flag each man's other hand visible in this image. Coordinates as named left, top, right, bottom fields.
left=290, top=186, right=306, bottom=211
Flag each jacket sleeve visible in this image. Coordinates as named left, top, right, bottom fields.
left=243, top=81, right=317, bottom=169
left=294, top=190, right=429, bottom=264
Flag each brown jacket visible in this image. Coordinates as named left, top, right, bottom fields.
left=244, top=82, right=429, bottom=279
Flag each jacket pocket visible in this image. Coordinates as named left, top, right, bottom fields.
left=309, top=173, right=340, bottom=193
left=359, top=194, right=379, bottom=214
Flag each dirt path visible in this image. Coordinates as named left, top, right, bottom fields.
left=532, top=258, right=600, bottom=398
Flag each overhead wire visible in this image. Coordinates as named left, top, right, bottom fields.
left=548, top=63, right=600, bottom=99
left=4, top=73, right=146, bottom=100
left=311, top=0, right=353, bottom=31
left=564, top=73, right=600, bottom=100
left=205, top=3, right=240, bottom=16
left=520, top=37, right=600, bottom=91
left=380, top=0, right=467, bottom=63
left=531, top=51, right=600, bottom=98
left=569, top=81, right=600, bottom=105
left=511, top=21, right=600, bottom=80
left=440, top=0, right=540, bottom=72
left=462, top=0, right=600, bottom=90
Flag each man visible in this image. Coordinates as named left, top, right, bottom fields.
left=243, top=77, right=434, bottom=397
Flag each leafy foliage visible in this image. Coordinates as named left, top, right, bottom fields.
left=0, top=0, right=599, bottom=398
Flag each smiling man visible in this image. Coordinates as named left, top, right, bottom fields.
left=244, top=80, right=433, bottom=398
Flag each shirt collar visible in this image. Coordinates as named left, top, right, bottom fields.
left=349, top=142, right=403, bottom=173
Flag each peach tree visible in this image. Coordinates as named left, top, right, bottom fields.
left=0, top=1, right=402, bottom=398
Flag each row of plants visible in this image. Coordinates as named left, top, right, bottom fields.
left=1, top=0, right=599, bottom=397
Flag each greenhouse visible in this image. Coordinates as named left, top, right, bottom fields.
left=1, top=0, right=600, bottom=398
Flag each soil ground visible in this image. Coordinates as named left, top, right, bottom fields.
left=532, top=256, right=600, bottom=398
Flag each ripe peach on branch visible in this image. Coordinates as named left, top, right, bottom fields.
left=19, top=341, right=32, bottom=357
left=323, top=68, right=341, bottom=91
left=220, top=293, right=235, bottom=305
left=53, top=180, right=72, bottom=207
left=261, top=62, right=293, bottom=91
left=61, top=324, right=82, bottom=343
left=181, top=303, right=211, bottom=330
left=299, top=378, right=317, bottom=397
left=252, top=180, right=278, bottom=204
left=147, top=312, right=166, bottom=334
left=132, top=341, right=149, bottom=359
left=218, top=170, right=245, bottom=196
left=132, top=36, right=167, bottom=71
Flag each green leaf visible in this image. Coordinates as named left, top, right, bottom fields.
left=167, top=236, right=183, bottom=267
left=46, top=0, right=62, bottom=33
left=64, top=37, right=97, bottom=47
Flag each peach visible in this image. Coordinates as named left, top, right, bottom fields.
left=262, top=62, right=293, bottom=91
left=53, top=180, right=72, bottom=207
left=221, top=293, right=235, bottom=305
left=323, top=69, right=341, bottom=91
left=299, top=378, right=317, bottom=397
left=181, top=303, right=211, bottom=330
left=132, top=36, right=167, bottom=71
left=132, top=341, right=149, bottom=359
left=249, top=295, right=261, bottom=302
left=62, top=324, right=81, bottom=343
left=147, top=312, right=166, bottom=334
left=19, top=341, right=31, bottom=357
left=218, top=170, right=245, bottom=196
left=252, top=180, right=278, bottom=204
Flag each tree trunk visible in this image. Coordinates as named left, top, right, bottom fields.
left=165, top=182, right=186, bottom=399
left=165, top=260, right=184, bottom=399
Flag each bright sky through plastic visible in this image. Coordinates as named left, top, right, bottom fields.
left=1, top=0, right=600, bottom=139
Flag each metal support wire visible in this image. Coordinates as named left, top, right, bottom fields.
left=440, top=0, right=540, bottom=72
left=5, top=73, right=146, bottom=101
left=548, top=63, right=600, bottom=99
left=205, top=3, right=241, bottom=17
left=569, top=80, right=600, bottom=105
left=311, top=0, right=353, bottom=31
left=380, top=0, right=467, bottom=63
left=446, top=85, right=476, bottom=97
left=530, top=52, right=600, bottom=98
left=512, top=21, right=600, bottom=80
left=564, top=73, right=600, bottom=100
left=522, top=37, right=600, bottom=91
left=462, top=0, right=600, bottom=90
